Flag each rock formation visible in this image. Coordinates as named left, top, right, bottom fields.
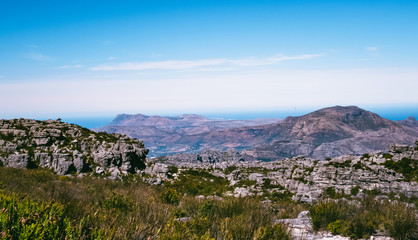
left=0, top=118, right=148, bottom=177
left=150, top=142, right=418, bottom=203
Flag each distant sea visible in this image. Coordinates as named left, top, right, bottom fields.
left=61, top=105, right=417, bottom=129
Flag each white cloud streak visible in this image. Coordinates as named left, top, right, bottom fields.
left=90, top=54, right=320, bottom=71
left=57, top=65, right=84, bottom=69
left=366, top=46, right=378, bottom=52
left=24, top=52, right=51, bottom=61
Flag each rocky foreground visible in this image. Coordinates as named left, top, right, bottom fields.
left=0, top=118, right=148, bottom=177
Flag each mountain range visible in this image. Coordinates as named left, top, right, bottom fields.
left=95, top=114, right=281, bottom=157
left=96, top=106, right=418, bottom=160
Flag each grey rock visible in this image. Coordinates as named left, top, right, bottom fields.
left=4, top=154, right=34, bottom=169
left=0, top=118, right=148, bottom=176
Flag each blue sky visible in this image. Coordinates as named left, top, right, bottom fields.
left=0, top=0, right=417, bottom=120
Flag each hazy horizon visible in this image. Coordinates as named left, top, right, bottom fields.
left=1, top=1, right=417, bottom=119
left=58, top=104, right=418, bottom=129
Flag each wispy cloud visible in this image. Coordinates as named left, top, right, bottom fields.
left=366, top=46, right=378, bottom=52
left=107, top=57, right=117, bottom=61
left=24, top=52, right=51, bottom=61
left=90, top=54, right=320, bottom=71
left=57, top=65, right=84, bottom=69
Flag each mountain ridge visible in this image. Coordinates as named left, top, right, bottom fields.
left=97, top=106, right=418, bottom=160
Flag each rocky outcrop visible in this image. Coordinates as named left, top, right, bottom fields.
left=149, top=142, right=418, bottom=202
left=0, top=118, right=148, bottom=176
left=156, top=149, right=256, bottom=165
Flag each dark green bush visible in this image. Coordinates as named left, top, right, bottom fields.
left=161, top=187, right=180, bottom=205
left=101, top=191, right=130, bottom=211
left=383, top=158, right=417, bottom=181
left=200, top=200, right=215, bottom=218
left=309, top=200, right=347, bottom=231
left=325, top=160, right=352, bottom=168
left=350, top=186, right=360, bottom=196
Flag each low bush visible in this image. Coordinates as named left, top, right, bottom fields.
left=0, top=192, right=103, bottom=239
left=383, top=157, right=417, bottom=181
left=169, top=169, right=231, bottom=196
left=160, top=187, right=180, bottom=205
left=384, top=202, right=417, bottom=240
left=310, top=197, right=417, bottom=239
left=309, top=200, right=347, bottom=231
left=350, top=186, right=360, bottom=196
left=253, top=223, right=291, bottom=240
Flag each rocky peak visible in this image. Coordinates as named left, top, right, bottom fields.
left=398, top=116, right=418, bottom=130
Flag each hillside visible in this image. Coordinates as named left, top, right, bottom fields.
left=98, top=106, right=418, bottom=160
left=0, top=118, right=148, bottom=177
left=96, top=113, right=281, bottom=157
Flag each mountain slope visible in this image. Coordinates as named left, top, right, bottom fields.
left=398, top=116, right=418, bottom=131
left=97, top=106, right=418, bottom=160
left=199, top=106, right=418, bottom=159
left=96, top=113, right=281, bottom=157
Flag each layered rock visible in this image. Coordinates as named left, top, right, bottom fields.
left=0, top=118, right=148, bottom=176
left=150, top=142, right=418, bottom=202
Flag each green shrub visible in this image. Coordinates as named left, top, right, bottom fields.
left=344, top=216, right=376, bottom=239
left=383, top=158, right=417, bottom=181
left=324, top=186, right=337, bottom=198
left=101, top=191, right=130, bottom=211
left=325, top=160, right=352, bottom=168
left=161, top=188, right=180, bottom=205
left=384, top=203, right=418, bottom=240
left=0, top=192, right=102, bottom=239
left=168, top=165, right=179, bottom=174
left=309, top=200, right=347, bottom=231
left=309, top=197, right=417, bottom=239
left=169, top=169, right=231, bottom=196
left=253, top=223, right=291, bottom=240
left=327, top=219, right=344, bottom=235
left=200, top=200, right=215, bottom=218
left=350, top=186, right=360, bottom=196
